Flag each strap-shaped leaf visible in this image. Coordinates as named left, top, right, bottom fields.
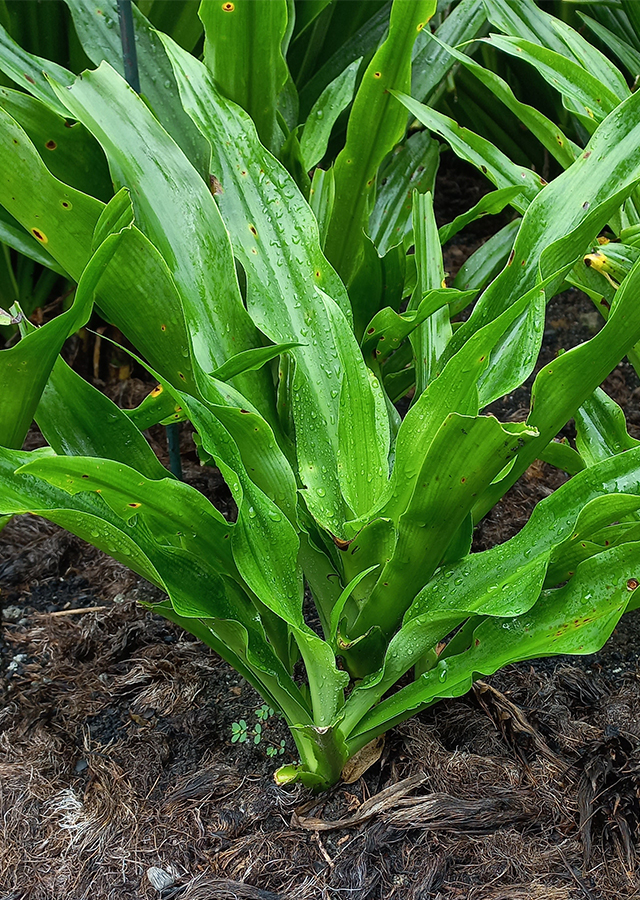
left=411, top=0, right=486, bottom=103
left=428, top=36, right=578, bottom=169
left=376, top=272, right=560, bottom=529
left=50, top=64, right=271, bottom=404
left=407, top=453, right=640, bottom=629
left=451, top=219, right=519, bottom=295
left=0, top=105, right=103, bottom=278
left=353, top=415, right=538, bottom=639
left=408, top=191, right=450, bottom=397
left=64, top=0, right=210, bottom=178
left=476, top=253, right=640, bottom=518
left=200, top=0, right=289, bottom=155
left=347, top=542, right=640, bottom=748
left=483, top=0, right=629, bottom=98
left=439, top=88, right=640, bottom=364
left=0, top=206, right=67, bottom=274
left=297, top=2, right=391, bottom=119
left=0, top=226, right=125, bottom=448
left=438, top=186, right=522, bottom=245
left=575, top=387, right=640, bottom=466
left=155, top=599, right=312, bottom=727
left=394, top=93, right=542, bottom=214
left=162, top=37, right=391, bottom=536
left=361, top=288, right=475, bottom=366
left=323, top=0, right=437, bottom=288
left=136, top=0, right=203, bottom=52
left=368, top=130, right=439, bottom=257
left=486, top=35, right=625, bottom=128
left=0, top=86, right=112, bottom=202
left=0, top=22, right=73, bottom=116
left=300, top=57, right=361, bottom=171
left=0, top=446, right=311, bottom=727
left=20, top=454, right=235, bottom=572
left=36, top=356, right=169, bottom=481
left=211, top=342, right=303, bottom=383
left=579, top=13, right=640, bottom=80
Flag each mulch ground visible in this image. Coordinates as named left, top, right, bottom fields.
left=3, top=153, right=640, bottom=900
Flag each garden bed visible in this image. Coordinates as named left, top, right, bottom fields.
left=2, top=155, right=640, bottom=900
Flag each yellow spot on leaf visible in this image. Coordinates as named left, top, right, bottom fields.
left=31, top=228, right=47, bottom=243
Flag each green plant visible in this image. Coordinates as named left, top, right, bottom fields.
left=231, top=705, right=286, bottom=756
left=2, top=0, right=640, bottom=790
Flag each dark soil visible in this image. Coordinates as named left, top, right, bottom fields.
left=3, top=154, right=640, bottom=900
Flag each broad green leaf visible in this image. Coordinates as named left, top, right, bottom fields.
left=323, top=0, right=437, bottom=288
left=0, top=108, right=206, bottom=409
left=428, top=35, right=578, bottom=169
left=181, top=395, right=304, bottom=625
left=293, top=628, right=349, bottom=726
left=484, top=0, right=630, bottom=98
left=407, top=453, right=640, bottom=633
left=411, top=0, right=486, bottom=103
left=21, top=454, right=235, bottom=570
left=296, top=2, right=391, bottom=118
left=0, top=227, right=125, bottom=449
left=91, top=186, right=134, bottom=250
left=408, top=191, right=450, bottom=397
left=0, top=206, right=68, bottom=274
left=575, top=387, right=640, bottom=466
left=64, top=0, right=210, bottom=178
left=329, top=297, right=390, bottom=518
left=451, top=218, right=519, bottom=296
left=437, top=186, right=521, bottom=245
left=353, top=415, right=538, bottom=639
left=579, top=13, right=640, bottom=79
left=100, top=335, right=299, bottom=527
left=347, top=542, right=640, bottom=747
left=300, top=57, right=361, bottom=171
left=330, top=564, right=380, bottom=646
left=309, top=165, right=335, bottom=246
left=361, top=288, right=475, bottom=366
left=538, top=439, right=585, bottom=476
left=36, top=356, right=169, bottom=481
left=0, top=22, right=73, bottom=116
left=368, top=130, right=439, bottom=256
left=340, top=513, right=396, bottom=579
left=441, top=88, right=640, bottom=365
left=476, top=255, right=640, bottom=518
left=124, top=384, right=178, bottom=431
left=0, top=446, right=310, bottom=727
left=545, top=494, right=640, bottom=586
left=485, top=35, right=625, bottom=128
left=211, top=342, right=303, bottom=383
left=51, top=63, right=273, bottom=409
left=0, top=105, right=103, bottom=278
left=200, top=0, right=289, bottom=154
left=378, top=272, right=562, bottom=530
left=395, top=93, right=543, bottom=214
left=476, top=286, right=545, bottom=408
left=0, top=87, right=112, bottom=201
left=163, top=37, right=391, bottom=536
